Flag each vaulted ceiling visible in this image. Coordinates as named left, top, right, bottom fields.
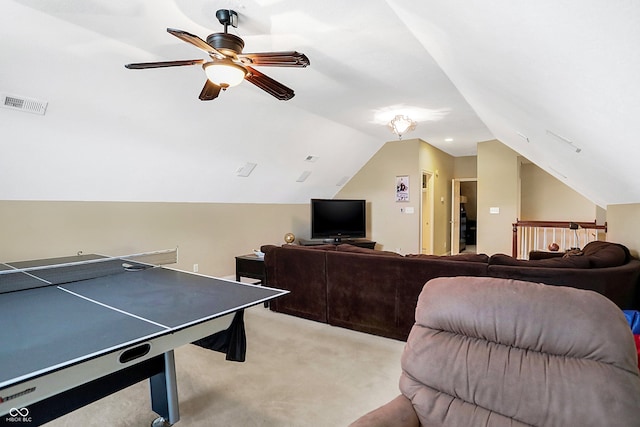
left=2, top=1, right=638, bottom=206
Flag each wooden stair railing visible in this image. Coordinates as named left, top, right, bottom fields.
left=512, top=220, right=607, bottom=259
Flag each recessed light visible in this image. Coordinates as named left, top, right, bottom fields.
left=445, top=138, right=453, bottom=142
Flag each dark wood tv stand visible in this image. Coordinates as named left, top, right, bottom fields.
left=298, top=238, right=376, bottom=249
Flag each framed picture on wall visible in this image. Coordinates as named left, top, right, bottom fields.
left=396, top=175, right=409, bottom=202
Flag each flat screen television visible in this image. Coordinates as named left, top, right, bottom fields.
left=311, top=198, right=366, bottom=242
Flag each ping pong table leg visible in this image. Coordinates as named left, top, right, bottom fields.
left=150, top=350, right=180, bottom=426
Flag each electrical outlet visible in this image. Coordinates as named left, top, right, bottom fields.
left=193, top=264, right=199, bottom=273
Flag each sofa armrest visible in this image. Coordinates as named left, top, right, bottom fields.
left=260, top=244, right=280, bottom=254
left=349, top=395, right=419, bottom=427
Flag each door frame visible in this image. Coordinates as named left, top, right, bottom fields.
left=420, top=171, right=434, bottom=254
left=451, top=178, right=477, bottom=254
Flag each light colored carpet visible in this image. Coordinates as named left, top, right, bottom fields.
left=45, top=306, right=406, bottom=426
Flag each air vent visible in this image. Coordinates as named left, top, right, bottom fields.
left=296, top=171, right=312, bottom=182
left=546, top=130, right=581, bottom=153
left=305, top=155, right=319, bottom=162
left=336, top=176, right=350, bottom=186
left=548, top=166, right=568, bottom=179
left=236, top=162, right=257, bottom=177
left=1, top=94, right=48, bottom=115
left=516, top=131, right=530, bottom=143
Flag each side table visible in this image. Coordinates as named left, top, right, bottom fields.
left=235, top=254, right=267, bottom=307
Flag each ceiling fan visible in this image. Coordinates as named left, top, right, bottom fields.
left=125, top=9, right=309, bottom=101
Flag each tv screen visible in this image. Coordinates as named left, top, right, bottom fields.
left=311, top=199, right=366, bottom=241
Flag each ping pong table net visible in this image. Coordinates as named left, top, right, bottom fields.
left=0, top=248, right=178, bottom=294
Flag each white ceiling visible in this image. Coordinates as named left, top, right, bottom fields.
left=1, top=0, right=638, bottom=206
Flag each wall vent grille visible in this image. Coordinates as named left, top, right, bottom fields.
left=336, top=176, right=350, bottom=186
left=1, top=94, right=48, bottom=115
left=546, top=129, right=581, bottom=153
left=236, top=162, right=257, bottom=177
left=296, top=170, right=312, bottom=182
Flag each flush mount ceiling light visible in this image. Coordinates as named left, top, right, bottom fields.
left=388, top=115, right=417, bottom=140
left=372, top=105, right=450, bottom=125
left=203, top=60, right=247, bottom=89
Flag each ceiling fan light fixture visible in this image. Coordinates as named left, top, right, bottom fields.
left=388, top=115, right=417, bottom=140
left=203, top=60, right=247, bottom=89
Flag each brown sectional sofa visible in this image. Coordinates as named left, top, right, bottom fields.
left=488, top=240, right=640, bottom=309
left=261, top=240, right=640, bottom=341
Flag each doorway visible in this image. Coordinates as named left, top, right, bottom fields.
left=421, top=172, right=434, bottom=254
left=451, top=178, right=477, bottom=254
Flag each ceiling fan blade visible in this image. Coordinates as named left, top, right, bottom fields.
left=167, top=28, right=221, bottom=56
left=245, top=66, right=295, bottom=101
left=239, top=51, right=310, bottom=67
left=199, top=80, right=221, bottom=101
left=125, top=59, right=205, bottom=69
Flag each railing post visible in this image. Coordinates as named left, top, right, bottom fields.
left=512, top=221, right=518, bottom=258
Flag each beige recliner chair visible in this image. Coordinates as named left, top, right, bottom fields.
left=350, top=276, right=640, bottom=427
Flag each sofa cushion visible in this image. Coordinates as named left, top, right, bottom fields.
left=529, top=250, right=564, bottom=260
left=336, top=244, right=403, bottom=257
left=581, top=241, right=630, bottom=268
left=405, top=253, right=489, bottom=263
left=489, top=253, right=591, bottom=269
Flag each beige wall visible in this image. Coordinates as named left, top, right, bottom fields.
left=419, top=140, right=455, bottom=254
left=0, top=201, right=307, bottom=277
left=476, top=141, right=602, bottom=255
left=606, top=203, right=640, bottom=258
left=3, top=144, right=636, bottom=268
left=520, top=163, right=598, bottom=221
left=337, top=138, right=454, bottom=254
left=337, top=139, right=421, bottom=253
left=454, top=156, right=478, bottom=179
left=476, top=140, right=521, bottom=255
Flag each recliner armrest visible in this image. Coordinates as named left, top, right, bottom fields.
left=349, top=395, right=419, bottom=427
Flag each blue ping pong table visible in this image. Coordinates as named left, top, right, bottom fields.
left=0, top=251, right=287, bottom=426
